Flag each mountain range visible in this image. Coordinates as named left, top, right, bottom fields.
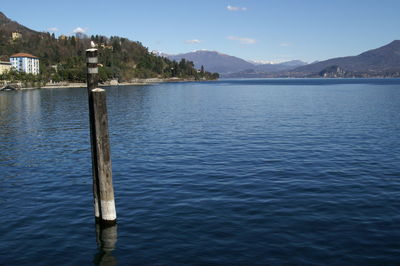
left=2, top=10, right=399, bottom=79
left=167, top=50, right=307, bottom=76
left=289, top=40, right=400, bottom=77
left=167, top=41, right=400, bottom=78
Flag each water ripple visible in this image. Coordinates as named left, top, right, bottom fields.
left=1, top=81, right=400, bottom=264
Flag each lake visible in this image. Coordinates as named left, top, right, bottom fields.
left=1, top=79, right=400, bottom=265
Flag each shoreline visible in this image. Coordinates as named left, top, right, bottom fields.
left=3, top=77, right=399, bottom=91
left=7, top=77, right=209, bottom=90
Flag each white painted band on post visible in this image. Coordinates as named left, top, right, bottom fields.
left=88, top=67, right=98, bottom=74
left=100, top=200, right=117, bottom=221
left=87, top=57, right=98, bottom=63
left=94, top=197, right=100, bottom=218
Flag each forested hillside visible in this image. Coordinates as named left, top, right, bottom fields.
left=0, top=12, right=218, bottom=82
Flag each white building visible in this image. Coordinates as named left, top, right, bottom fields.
left=10, top=53, right=40, bottom=75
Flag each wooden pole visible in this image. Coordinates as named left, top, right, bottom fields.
left=86, top=48, right=117, bottom=225
left=92, top=88, right=116, bottom=224
left=87, top=48, right=101, bottom=221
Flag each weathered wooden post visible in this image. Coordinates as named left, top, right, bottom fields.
left=86, top=48, right=117, bottom=225
left=92, top=87, right=117, bottom=223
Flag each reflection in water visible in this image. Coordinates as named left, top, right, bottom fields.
left=0, top=90, right=41, bottom=129
left=94, top=223, right=118, bottom=266
left=0, top=90, right=42, bottom=167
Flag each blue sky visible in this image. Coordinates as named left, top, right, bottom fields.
left=2, top=0, right=400, bottom=63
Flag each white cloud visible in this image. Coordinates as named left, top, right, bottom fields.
left=47, top=27, right=59, bottom=32
left=73, top=27, right=87, bottom=34
left=185, top=39, right=202, bottom=44
left=227, top=5, right=247, bottom=11
left=280, top=42, right=291, bottom=47
left=227, top=36, right=256, bottom=44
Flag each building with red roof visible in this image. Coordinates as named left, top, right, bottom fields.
left=10, top=53, right=40, bottom=75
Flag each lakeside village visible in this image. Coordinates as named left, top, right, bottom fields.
left=0, top=32, right=39, bottom=89
left=0, top=52, right=166, bottom=90
left=0, top=31, right=219, bottom=90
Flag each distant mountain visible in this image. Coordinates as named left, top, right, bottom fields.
left=290, top=40, right=400, bottom=77
left=247, top=59, right=275, bottom=65
left=279, top=60, right=308, bottom=67
left=168, top=50, right=307, bottom=75
left=168, top=41, right=400, bottom=78
left=168, top=50, right=254, bottom=73
left=254, top=60, right=307, bottom=72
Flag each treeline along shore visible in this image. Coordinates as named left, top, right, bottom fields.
left=0, top=12, right=219, bottom=88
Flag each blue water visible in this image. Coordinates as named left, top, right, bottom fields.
left=1, top=79, right=400, bottom=265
